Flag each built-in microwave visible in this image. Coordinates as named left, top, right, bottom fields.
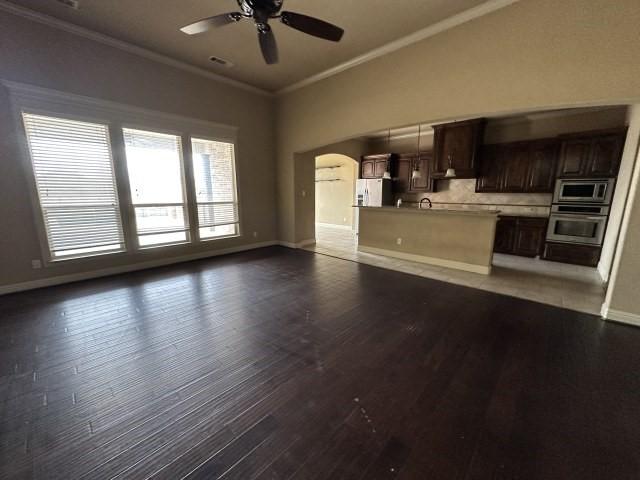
left=553, top=178, right=615, bottom=204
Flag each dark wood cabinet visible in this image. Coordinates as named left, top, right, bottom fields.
left=501, top=144, right=530, bottom=192
left=557, top=129, right=626, bottom=179
left=361, top=154, right=396, bottom=179
left=514, top=218, right=548, bottom=257
left=527, top=140, right=559, bottom=192
left=494, top=216, right=547, bottom=257
left=361, top=159, right=375, bottom=178
left=432, top=118, right=486, bottom=179
left=494, top=216, right=517, bottom=254
left=542, top=242, right=601, bottom=267
left=410, top=153, right=433, bottom=192
left=394, top=155, right=412, bottom=193
left=476, top=145, right=504, bottom=192
left=393, top=152, right=434, bottom=193
left=557, top=138, right=591, bottom=177
left=476, top=139, right=558, bottom=194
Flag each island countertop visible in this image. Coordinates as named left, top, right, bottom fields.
left=356, top=205, right=498, bottom=274
left=353, top=205, right=501, bottom=218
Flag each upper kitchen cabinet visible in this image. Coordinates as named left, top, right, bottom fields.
left=501, top=143, right=530, bottom=192
left=432, top=118, right=486, bottom=179
left=476, top=144, right=503, bottom=192
left=361, top=154, right=397, bottom=179
left=393, top=153, right=434, bottom=193
left=557, top=129, right=627, bottom=178
left=410, top=152, right=434, bottom=192
left=476, top=139, right=558, bottom=193
left=394, top=154, right=412, bottom=193
left=526, top=140, right=559, bottom=192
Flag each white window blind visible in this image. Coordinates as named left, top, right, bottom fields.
left=191, top=138, right=240, bottom=239
left=123, top=128, right=190, bottom=247
left=22, top=113, right=125, bottom=260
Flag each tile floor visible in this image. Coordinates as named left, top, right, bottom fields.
left=304, top=224, right=606, bottom=315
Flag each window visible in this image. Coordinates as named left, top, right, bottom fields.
left=123, top=128, right=190, bottom=247
left=22, top=113, right=125, bottom=260
left=191, top=138, right=240, bottom=239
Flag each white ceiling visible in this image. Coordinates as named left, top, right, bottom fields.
left=9, top=0, right=494, bottom=92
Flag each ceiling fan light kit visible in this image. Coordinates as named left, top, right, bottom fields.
left=180, top=0, right=345, bottom=65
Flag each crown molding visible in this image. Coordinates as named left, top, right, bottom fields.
left=0, top=0, right=272, bottom=97
left=277, top=0, right=520, bottom=95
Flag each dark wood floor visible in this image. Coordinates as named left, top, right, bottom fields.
left=1, top=247, right=639, bottom=479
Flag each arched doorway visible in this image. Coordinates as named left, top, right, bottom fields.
left=313, top=153, right=358, bottom=254
left=315, top=153, right=358, bottom=229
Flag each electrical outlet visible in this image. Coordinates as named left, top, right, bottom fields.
left=301, top=190, right=306, bottom=197
left=253, top=231, right=258, bottom=238
left=396, top=238, right=402, bottom=245
left=31, top=259, right=42, bottom=269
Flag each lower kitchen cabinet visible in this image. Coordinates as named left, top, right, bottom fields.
left=494, top=217, right=517, bottom=254
left=494, top=216, right=547, bottom=257
left=542, top=242, right=601, bottom=267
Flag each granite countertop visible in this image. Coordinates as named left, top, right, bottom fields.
left=353, top=206, right=501, bottom=218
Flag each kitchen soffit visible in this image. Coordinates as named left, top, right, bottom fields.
left=3, top=0, right=516, bottom=93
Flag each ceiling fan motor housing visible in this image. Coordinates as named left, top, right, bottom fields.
left=240, top=0, right=284, bottom=18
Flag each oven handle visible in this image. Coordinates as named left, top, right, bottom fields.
left=550, top=214, right=605, bottom=220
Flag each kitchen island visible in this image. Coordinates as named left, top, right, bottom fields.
left=356, top=206, right=499, bottom=274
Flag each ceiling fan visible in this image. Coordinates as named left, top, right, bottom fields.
left=180, top=0, right=345, bottom=65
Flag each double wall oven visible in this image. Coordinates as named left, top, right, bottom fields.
left=547, top=178, right=615, bottom=247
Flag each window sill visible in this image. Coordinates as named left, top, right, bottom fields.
left=199, top=234, right=241, bottom=243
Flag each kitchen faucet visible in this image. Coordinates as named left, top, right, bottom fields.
left=419, top=197, right=432, bottom=209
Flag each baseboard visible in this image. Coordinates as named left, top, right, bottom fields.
left=279, top=239, right=316, bottom=249
left=358, top=245, right=491, bottom=275
left=601, top=306, right=640, bottom=327
left=0, top=241, right=279, bottom=296
left=298, top=239, right=317, bottom=248
left=597, top=263, right=609, bottom=284
left=316, top=223, right=353, bottom=230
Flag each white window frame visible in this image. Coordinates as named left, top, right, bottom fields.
left=121, top=124, right=193, bottom=250
left=4, top=80, right=240, bottom=266
left=189, top=134, right=242, bottom=242
left=21, top=110, right=127, bottom=262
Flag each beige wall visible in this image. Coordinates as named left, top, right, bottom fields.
left=315, top=154, right=357, bottom=228
left=0, top=11, right=276, bottom=287
left=276, top=0, right=640, bottom=317
left=605, top=110, right=640, bottom=315
left=358, top=208, right=497, bottom=272
left=599, top=105, right=640, bottom=282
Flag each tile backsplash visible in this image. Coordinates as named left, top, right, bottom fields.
left=398, top=179, right=552, bottom=217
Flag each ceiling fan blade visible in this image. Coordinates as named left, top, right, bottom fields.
left=180, top=13, right=240, bottom=35
left=280, top=11, right=344, bottom=42
left=258, top=27, right=279, bottom=65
